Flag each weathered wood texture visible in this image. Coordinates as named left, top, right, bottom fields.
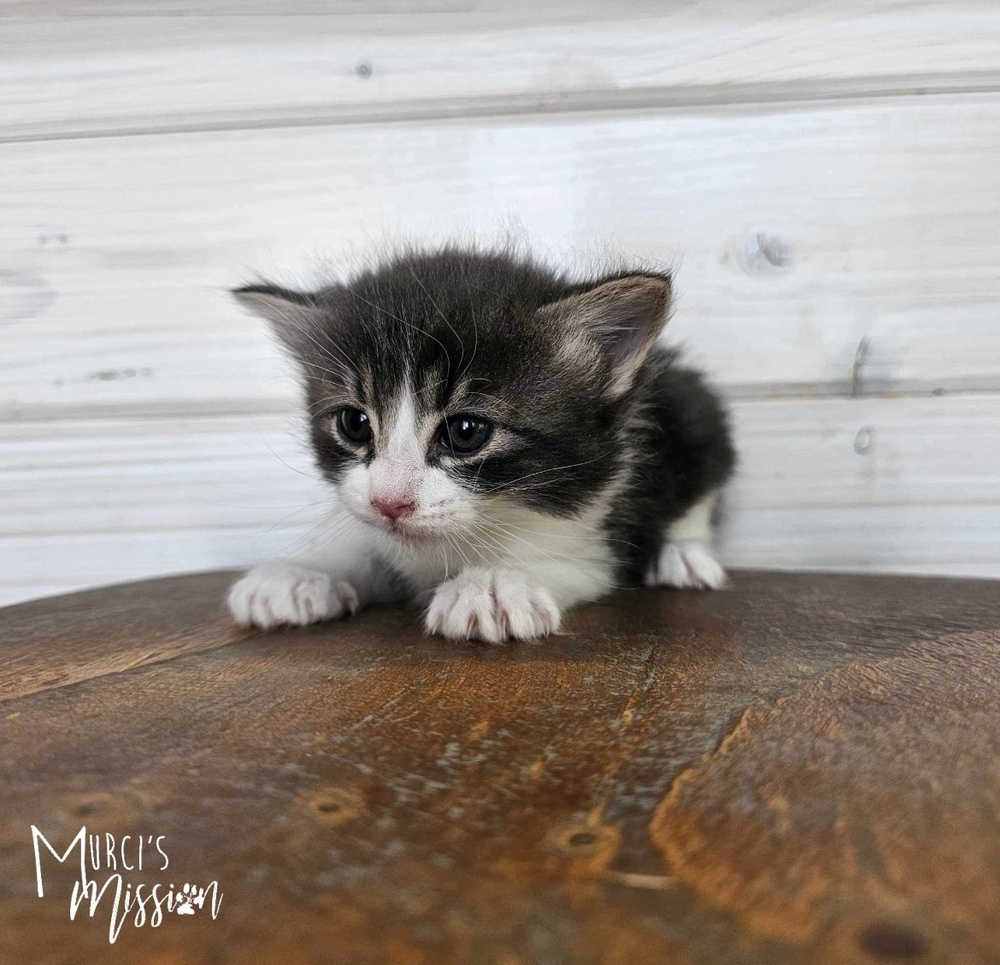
left=6, top=96, right=1000, bottom=415
left=3, top=0, right=999, bottom=140
left=1, top=570, right=998, bottom=963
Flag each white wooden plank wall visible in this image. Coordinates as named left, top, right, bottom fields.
left=1, top=1, right=999, bottom=605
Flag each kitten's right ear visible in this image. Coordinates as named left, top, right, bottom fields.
left=538, top=272, right=672, bottom=397
left=231, top=283, right=321, bottom=356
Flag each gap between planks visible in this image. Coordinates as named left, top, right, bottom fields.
left=5, top=75, right=1000, bottom=146
left=0, top=385, right=994, bottom=429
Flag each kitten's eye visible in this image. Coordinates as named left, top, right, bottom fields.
left=336, top=407, right=372, bottom=445
left=439, top=415, right=493, bottom=455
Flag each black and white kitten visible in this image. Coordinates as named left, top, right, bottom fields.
left=227, top=246, right=736, bottom=642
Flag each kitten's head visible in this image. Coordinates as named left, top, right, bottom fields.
left=234, top=247, right=671, bottom=546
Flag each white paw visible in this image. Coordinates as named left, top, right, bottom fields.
left=227, top=562, right=360, bottom=629
left=646, top=540, right=726, bottom=590
left=425, top=568, right=561, bottom=644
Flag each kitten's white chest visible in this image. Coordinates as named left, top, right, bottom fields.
left=388, top=501, right=617, bottom=609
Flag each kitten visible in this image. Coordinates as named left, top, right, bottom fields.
left=227, top=245, right=736, bottom=643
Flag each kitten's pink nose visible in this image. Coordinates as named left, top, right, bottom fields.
left=370, top=496, right=416, bottom=521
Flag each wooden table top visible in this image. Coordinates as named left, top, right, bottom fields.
left=0, top=570, right=998, bottom=965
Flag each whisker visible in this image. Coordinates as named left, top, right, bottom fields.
left=478, top=454, right=609, bottom=494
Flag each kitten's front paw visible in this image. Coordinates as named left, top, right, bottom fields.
left=227, top=562, right=360, bottom=629
left=425, top=568, right=561, bottom=644
left=646, top=539, right=726, bottom=590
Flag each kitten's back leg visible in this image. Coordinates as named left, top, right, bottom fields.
left=645, top=490, right=727, bottom=590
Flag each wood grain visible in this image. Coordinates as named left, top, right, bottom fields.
left=0, top=571, right=243, bottom=703
left=1, top=394, right=997, bottom=605
left=3, top=1, right=999, bottom=140
left=0, top=569, right=997, bottom=963
left=3, top=95, right=1000, bottom=420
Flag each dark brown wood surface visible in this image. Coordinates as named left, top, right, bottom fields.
left=0, top=570, right=998, bottom=965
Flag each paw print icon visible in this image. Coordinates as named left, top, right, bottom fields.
left=175, top=883, right=207, bottom=915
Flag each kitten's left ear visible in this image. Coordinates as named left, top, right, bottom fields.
left=231, top=283, right=324, bottom=358
left=538, top=273, right=672, bottom=396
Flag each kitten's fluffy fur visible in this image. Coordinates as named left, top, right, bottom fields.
left=227, top=245, right=736, bottom=642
